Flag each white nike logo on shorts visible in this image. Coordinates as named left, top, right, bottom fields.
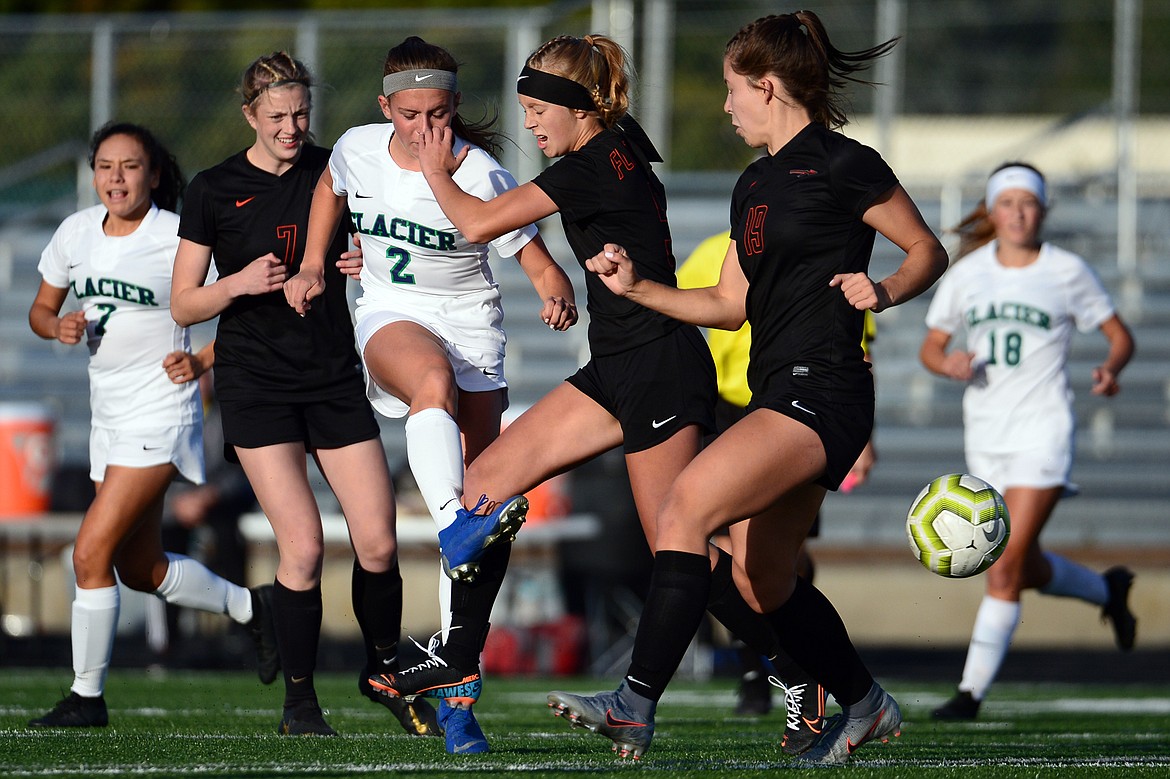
left=790, top=400, right=816, bottom=415
left=651, top=415, right=677, bottom=429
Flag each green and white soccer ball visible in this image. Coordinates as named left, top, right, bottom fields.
left=906, top=473, right=1010, bottom=578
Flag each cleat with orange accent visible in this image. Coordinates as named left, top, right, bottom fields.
left=768, top=676, right=826, bottom=755
left=795, top=688, right=901, bottom=766
left=547, top=682, right=655, bottom=760
left=367, top=633, right=481, bottom=706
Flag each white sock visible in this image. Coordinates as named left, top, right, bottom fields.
left=1039, top=552, right=1109, bottom=605
left=958, top=595, right=1020, bottom=701
left=145, top=594, right=169, bottom=654
left=405, top=408, right=465, bottom=532
left=71, top=585, right=119, bottom=698
left=155, top=552, right=253, bottom=624
left=438, top=561, right=452, bottom=642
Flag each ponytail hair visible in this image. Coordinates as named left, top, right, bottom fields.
left=725, top=10, right=897, bottom=129
left=88, top=121, right=185, bottom=213
left=383, top=36, right=504, bottom=159
left=526, top=34, right=631, bottom=128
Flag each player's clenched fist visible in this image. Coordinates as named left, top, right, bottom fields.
left=231, top=253, right=288, bottom=298
left=56, top=310, right=87, bottom=345
left=284, top=265, right=324, bottom=316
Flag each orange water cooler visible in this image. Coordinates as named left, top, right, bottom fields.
left=0, top=402, right=56, bottom=517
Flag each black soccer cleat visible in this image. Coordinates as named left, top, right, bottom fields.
left=248, top=585, right=281, bottom=685
left=735, top=670, right=773, bottom=716
left=1101, top=566, right=1137, bottom=651
left=932, top=689, right=981, bottom=720
left=278, top=700, right=337, bottom=736
left=359, top=674, right=442, bottom=736
left=28, top=692, right=109, bottom=728
left=769, top=676, right=826, bottom=755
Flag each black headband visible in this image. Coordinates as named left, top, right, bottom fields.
left=516, top=65, right=596, bottom=111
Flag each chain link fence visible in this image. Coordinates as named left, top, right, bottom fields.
left=1, top=1, right=1169, bottom=268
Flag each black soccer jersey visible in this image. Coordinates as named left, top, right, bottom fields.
left=533, top=127, right=680, bottom=356
left=731, top=123, right=897, bottom=404
left=179, top=146, right=362, bottom=402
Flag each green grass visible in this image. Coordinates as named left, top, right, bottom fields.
left=2, top=669, right=1168, bottom=777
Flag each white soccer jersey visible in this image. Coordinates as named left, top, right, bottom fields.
left=329, top=123, right=536, bottom=300
left=38, top=204, right=200, bottom=431
left=924, top=241, right=1115, bottom=455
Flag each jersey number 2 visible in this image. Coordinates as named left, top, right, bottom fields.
left=387, top=248, right=416, bottom=285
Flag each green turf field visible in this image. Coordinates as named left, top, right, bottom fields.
left=2, top=669, right=1168, bottom=777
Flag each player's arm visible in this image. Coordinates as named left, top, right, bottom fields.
left=1091, top=314, right=1135, bottom=396
left=29, top=281, right=84, bottom=344
left=920, top=327, right=973, bottom=382
left=172, top=239, right=286, bottom=326
left=586, top=238, right=749, bottom=330
left=835, top=185, right=947, bottom=312
left=285, top=169, right=346, bottom=315
left=512, top=234, right=578, bottom=331
left=417, top=127, right=558, bottom=244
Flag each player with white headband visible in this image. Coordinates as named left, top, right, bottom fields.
left=285, top=35, right=577, bottom=755
left=921, top=161, right=1137, bottom=720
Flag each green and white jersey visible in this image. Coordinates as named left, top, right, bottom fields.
left=328, top=123, right=536, bottom=301
left=38, top=204, right=199, bottom=431
left=924, top=241, right=1114, bottom=454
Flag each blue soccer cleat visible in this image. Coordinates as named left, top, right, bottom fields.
left=438, top=494, right=528, bottom=582
left=439, top=699, right=490, bottom=754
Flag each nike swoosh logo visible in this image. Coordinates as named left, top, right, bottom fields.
left=982, top=524, right=999, bottom=542
left=142, top=445, right=162, bottom=451
left=516, top=75, right=528, bottom=82
left=355, top=192, right=372, bottom=198
left=291, top=675, right=309, bottom=684
left=846, top=715, right=883, bottom=755
left=451, top=741, right=481, bottom=753
left=651, top=415, right=677, bottom=429
left=790, top=400, right=816, bottom=415
left=235, top=197, right=255, bottom=207
left=604, top=709, right=647, bottom=729
left=414, top=74, right=434, bottom=82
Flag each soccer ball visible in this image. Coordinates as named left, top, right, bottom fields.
left=906, top=473, right=1010, bottom=578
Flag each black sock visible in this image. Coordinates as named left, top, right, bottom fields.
left=706, top=547, right=782, bottom=659
left=736, top=643, right=767, bottom=678
left=272, top=579, right=322, bottom=707
left=444, top=541, right=511, bottom=668
left=764, top=577, right=872, bottom=705
left=352, top=559, right=403, bottom=674
left=625, top=550, right=711, bottom=703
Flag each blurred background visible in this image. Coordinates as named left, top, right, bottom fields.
left=1, top=0, right=1167, bottom=680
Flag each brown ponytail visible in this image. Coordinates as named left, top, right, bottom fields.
left=725, top=10, right=897, bottom=129
left=526, top=34, right=632, bottom=128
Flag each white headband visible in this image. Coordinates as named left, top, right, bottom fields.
left=382, top=69, right=458, bottom=96
left=986, top=166, right=1047, bottom=208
